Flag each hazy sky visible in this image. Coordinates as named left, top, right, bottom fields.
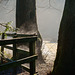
left=36, top=0, right=65, bottom=42
left=0, top=0, right=65, bottom=42
left=0, top=0, right=16, bottom=32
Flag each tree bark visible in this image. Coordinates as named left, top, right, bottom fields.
left=16, top=0, right=37, bottom=33
left=52, top=0, right=75, bottom=75
left=16, top=0, right=44, bottom=62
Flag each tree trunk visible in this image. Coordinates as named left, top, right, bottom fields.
left=52, top=0, right=75, bottom=75
left=16, top=0, right=37, bottom=33
left=16, top=0, right=44, bottom=62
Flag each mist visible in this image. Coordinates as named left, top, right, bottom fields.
left=36, top=0, right=65, bottom=42
left=0, top=0, right=65, bottom=42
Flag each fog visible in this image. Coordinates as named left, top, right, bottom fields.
left=36, top=0, right=65, bottom=42
left=0, top=0, right=65, bottom=42
left=0, top=0, right=16, bottom=32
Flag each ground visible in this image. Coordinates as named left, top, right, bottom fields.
left=18, top=41, right=57, bottom=75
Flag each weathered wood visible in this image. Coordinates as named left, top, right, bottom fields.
left=6, top=33, right=16, bottom=36
left=29, top=41, right=36, bottom=75
left=0, top=33, right=37, bottom=74
left=1, top=33, right=5, bottom=63
left=21, top=66, right=30, bottom=72
left=13, top=43, right=17, bottom=60
left=12, top=34, right=17, bottom=74
left=0, top=55, right=37, bottom=71
left=4, top=46, right=29, bottom=57
left=13, top=42, right=17, bottom=74
left=6, top=33, right=37, bottom=37
left=0, top=36, right=37, bottom=46
left=13, top=34, right=17, bottom=60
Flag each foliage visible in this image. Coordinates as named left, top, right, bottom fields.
left=0, top=21, right=18, bottom=60
left=0, top=21, right=19, bottom=37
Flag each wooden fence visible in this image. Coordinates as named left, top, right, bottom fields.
left=0, top=33, right=37, bottom=75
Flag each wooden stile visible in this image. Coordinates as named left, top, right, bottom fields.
left=0, top=33, right=37, bottom=75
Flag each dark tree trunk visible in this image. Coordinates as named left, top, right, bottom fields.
left=51, top=0, right=75, bottom=75
left=16, top=0, right=37, bottom=33
left=16, top=0, right=44, bottom=62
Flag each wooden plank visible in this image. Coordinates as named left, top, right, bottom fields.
left=6, top=33, right=37, bottom=37
left=4, top=46, right=29, bottom=56
left=0, top=55, right=37, bottom=71
left=13, top=42, right=17, bottom=74
left=13, top=43, right=17, bottom=60
left=4, top=45, right=13, bottom=50
left=0, top=36, right=37, bottom=46
left=12, top=34, right=17, bottom=74
left=29, top=42, right=35, bottom=56
left=6, top=33, right=17, bottom=37
left=29, top=41, right=36, bottom=75
left=21, top=66, right=30, bottom=72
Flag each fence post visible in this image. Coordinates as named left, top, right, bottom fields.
left=1, top=33, right=5, bottom=64
left=29, top=41, right=36, bottom=75
left=13, top=33, right=17, bottom=60
left=13, top=43, right=17, bottom=60
left=13, top=33, right=17, bottom=74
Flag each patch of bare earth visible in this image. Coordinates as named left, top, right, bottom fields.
left=36, top=41, right=57, bottom=75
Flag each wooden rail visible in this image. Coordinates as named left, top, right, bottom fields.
left=0, top=36, right=37, bottom=46
left=0, top=55, right=37, bottom=71
left=0, top=33, right=37, bottom=75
